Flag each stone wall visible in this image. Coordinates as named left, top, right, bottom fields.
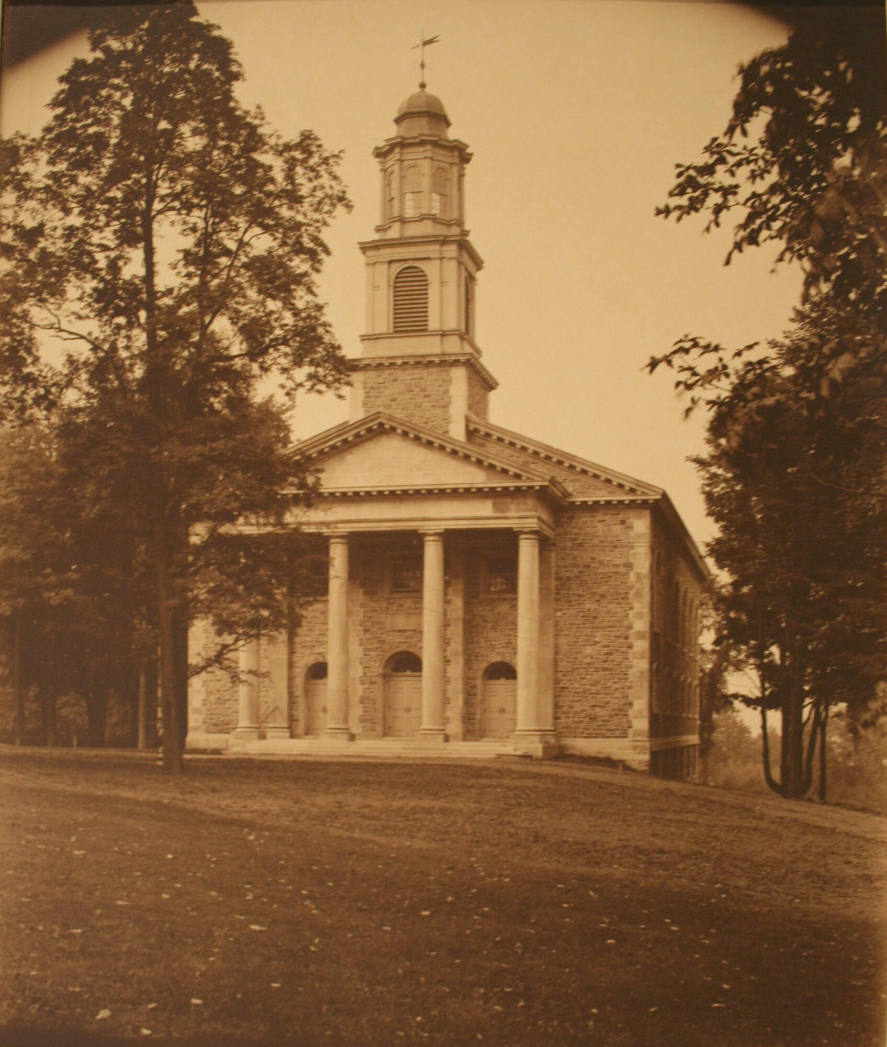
left=289, top=597, right=329, bottom=736
left=466, top=367, right=490, bottom=421
left=649, top=512, right=703, bottom=741
left=462, top=533, right=518, bottom=738
left=553, top=507, right=643, bottom=739
left=191, top=627, right=238, bottom=736
left=361, top=364, right=451, bottom=435
left=354, top=535, right=423, bottom=737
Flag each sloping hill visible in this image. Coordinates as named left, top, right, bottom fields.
left=1, top=750, right=884, bottom=1046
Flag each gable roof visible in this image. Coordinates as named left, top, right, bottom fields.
left=466, top=417, right=709, bottom=580
left=466, top=417, right=664, bottom=500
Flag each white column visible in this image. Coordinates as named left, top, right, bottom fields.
left=515, top=530, right=556, bottom=755
left=234, top=637, right=261, bottom=740
left=516, top=531, right=540, bottom=733
left=326, top=534, right=350, bottom=737
left=420, top=530, right=446, bottom=739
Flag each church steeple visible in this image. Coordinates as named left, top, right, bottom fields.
left=349, top=88, right=496, bottom=441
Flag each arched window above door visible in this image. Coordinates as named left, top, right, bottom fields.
left=484, top=661, right=516, bottom=680
left=388, top=651, right=422, bottom=674
left=306, top=661, right=328, bottom=680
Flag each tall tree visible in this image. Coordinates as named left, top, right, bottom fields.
left=651, top=7, right=887, bottom=798
left=0, top=5, right=350, bottom=773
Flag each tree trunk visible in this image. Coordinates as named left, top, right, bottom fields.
left=818, top=703, right=829, bottom=802
left=85, top=687, right=108, bottom=747
left=137, top=668, right=147, bottom=749
left=781, top=678, right=806, bottom=799
left=137, top=658, right=160, bottom=749
left=40, top=687, right=57, bottom=747
left=760, top=703, right=781, bottom=794
left=157, top=546, right=183, bottom=775
left=803, top=699, right=821, bottom=795
left=174, top=603, right=189, bottom=752
left=698, top=666, right=717, bottom=785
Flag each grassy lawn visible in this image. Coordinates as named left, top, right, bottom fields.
left=1, top=750, right=885, bottom=1046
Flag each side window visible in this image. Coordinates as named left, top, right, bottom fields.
left=485, top=556, right=516, bottom=595
left=403, top=163, right=421, bottom=217
left=431, top=164, right=448, bottom=216
left=391, top=553, right=422, bottom=593
left=385, top=167, right=395, bottom=218
left=464, top=274, right=474, bottom=337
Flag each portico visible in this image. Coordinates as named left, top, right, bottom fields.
left=297, top=519, right=556, bottom=754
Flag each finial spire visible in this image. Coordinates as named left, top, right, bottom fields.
left=411, top=32, right=439, bottom=90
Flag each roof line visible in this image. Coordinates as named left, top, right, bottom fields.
left=466, top=416, right=664, bottom=497
left=296, top=411, right=554, bottom=483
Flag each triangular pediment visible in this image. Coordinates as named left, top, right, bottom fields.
left=298, top=413, right=552, bottom=493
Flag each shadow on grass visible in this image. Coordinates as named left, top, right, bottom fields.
left=0, top=1027, right=317, bottom=1047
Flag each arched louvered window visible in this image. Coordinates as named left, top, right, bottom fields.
left=393, top=266, right=429, bottom=332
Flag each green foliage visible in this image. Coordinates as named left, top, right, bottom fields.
left=652, top=8, right=887, bottom=799
left=0, top=6, right=350, bottom=771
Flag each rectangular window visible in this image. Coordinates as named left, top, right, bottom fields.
left=485, top=556, right=516, bottom=594
left=391, top=555, right=422, bottom=593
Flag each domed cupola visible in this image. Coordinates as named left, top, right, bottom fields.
left=395, top=89, right=451, bottom=138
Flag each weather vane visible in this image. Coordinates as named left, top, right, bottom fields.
left=412, top=32, right=439, bottom=90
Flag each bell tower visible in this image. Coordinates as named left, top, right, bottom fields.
left=350, top=88, right=497, bottom=441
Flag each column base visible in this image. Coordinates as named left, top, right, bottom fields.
left=265, top=725, right=291, bottom=740
left=417, top=728, right=447, bottom=745
left=324, top=725, right=352, bottom=740
left=231, top=726, right=262, bottom=744
left=511, top=730, right=558, bottom=759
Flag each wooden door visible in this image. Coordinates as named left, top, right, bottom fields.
left=384, top=672, right=421, bottom=737
left=304, top=664, right=327, bottom=736
left=481, top=664, right=516, bottom=739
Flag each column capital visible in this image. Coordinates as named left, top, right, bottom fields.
left=418, top=528, right=445, bottom=538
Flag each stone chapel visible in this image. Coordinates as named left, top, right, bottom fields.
left=187, top=86, right=708, bottom=777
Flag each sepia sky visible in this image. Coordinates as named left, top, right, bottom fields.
left=0, top=0, right=804, bottom=549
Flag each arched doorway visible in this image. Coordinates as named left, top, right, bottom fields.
left=383, top=651, right=422, bottom=737
left=480, top=662, right=517, bottom=739
left=303, top=662, right=327, bottom=736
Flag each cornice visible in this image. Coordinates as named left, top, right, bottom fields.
left=466, top=417, right=662, bottom=497
left=653, top=494, right=711, bottom=582
left=373, top=135, right=472, bottom=160
left=359, top=232, right=484, bottom=271
left=350, top=351, right=498, bottom=391
left=315, top=481, right=564, bottom=499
